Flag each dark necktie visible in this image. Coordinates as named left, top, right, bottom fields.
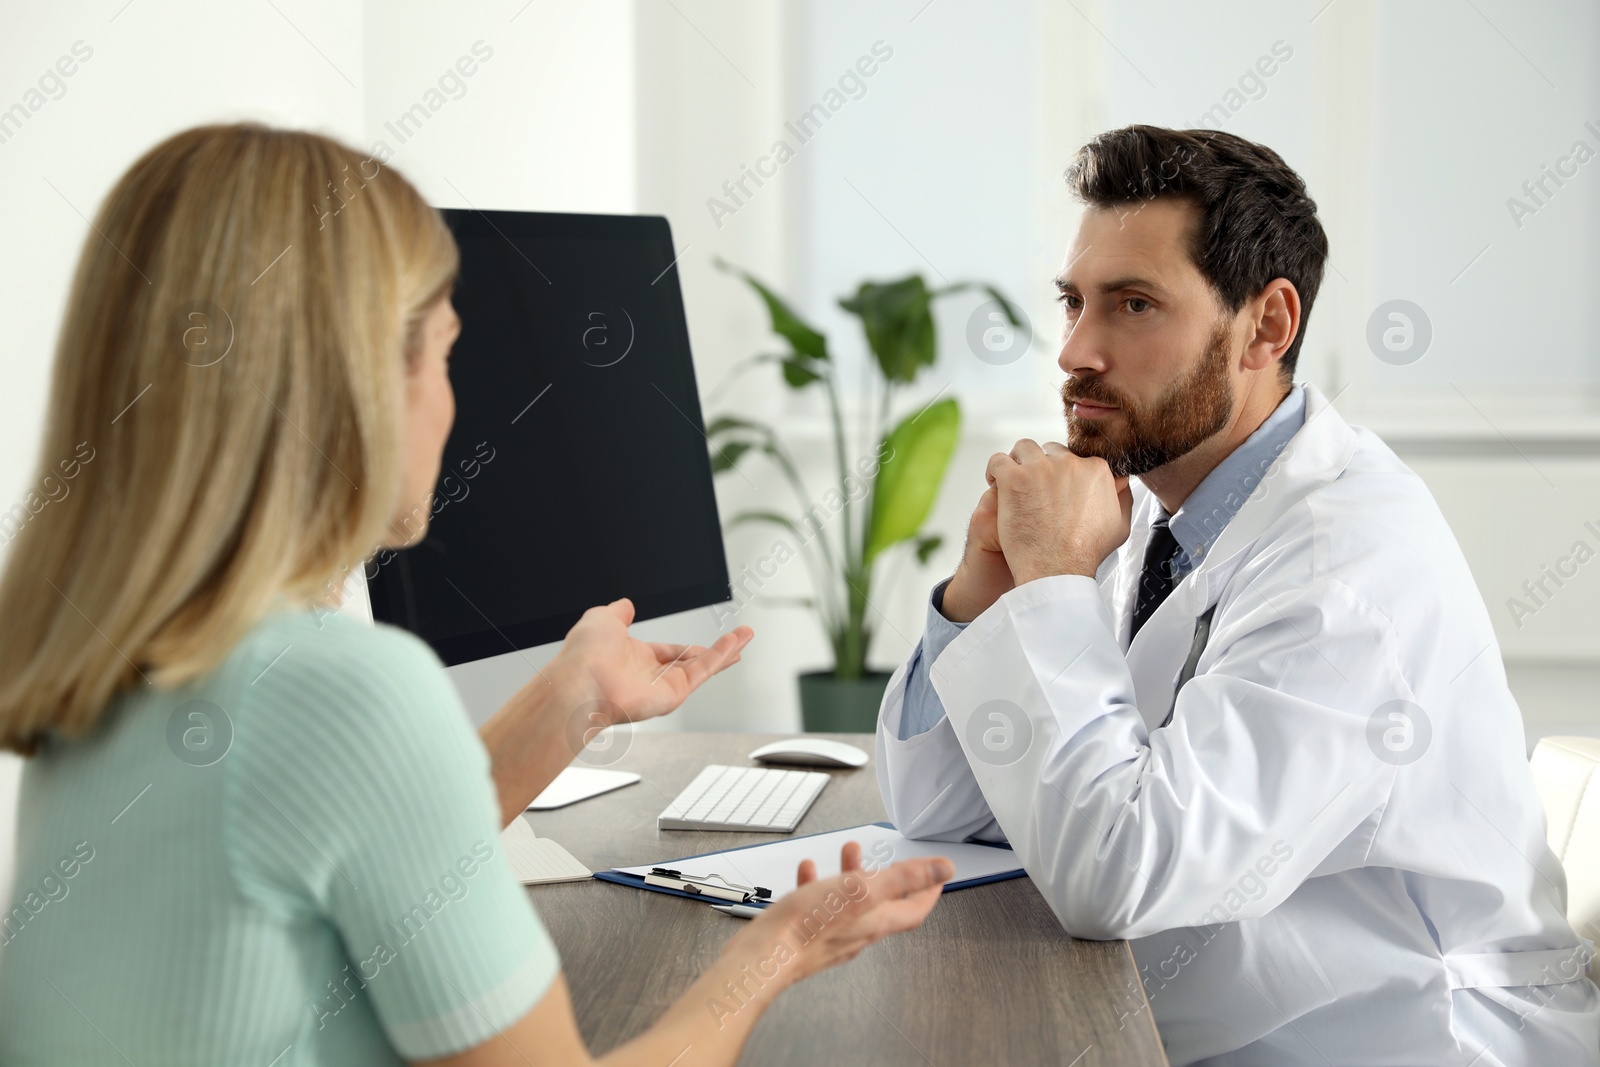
left=1130, top=517, right=1181, bottom=641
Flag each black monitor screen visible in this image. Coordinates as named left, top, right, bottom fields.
left=366, top=209, right=730, bottom=666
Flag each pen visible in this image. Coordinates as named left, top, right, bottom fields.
left=710, top=903, right=766, bottom=919
left=644, top=868, right=772, bottom=903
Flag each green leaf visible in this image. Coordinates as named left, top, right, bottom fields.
left=839, top=275, right=936, bottom=384
left=913, top=533, right=943, bottom=564
left=782, top=357, right=822, bottom=387
left=715, top=258, right=829, bottom=361
left=711, top=440, right=756, bottom=474
left=707, top=415, right=775, bottom=439
left=865, top=397, right=961, bottom=564
left=717, top=350, right=829, bottom=394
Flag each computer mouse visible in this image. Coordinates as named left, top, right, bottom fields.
left=748, top=737, right=870, bottom=769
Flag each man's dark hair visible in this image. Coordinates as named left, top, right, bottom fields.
left=1064, top=125, right=1328, bottom=382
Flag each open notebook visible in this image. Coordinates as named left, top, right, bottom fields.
left=499, top=815, right=591, bottom=885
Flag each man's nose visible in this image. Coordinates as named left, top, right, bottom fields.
left=1058, top=313, right=1110, bottom=378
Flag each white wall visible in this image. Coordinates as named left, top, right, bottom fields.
left=1366, top=0, right=1600, bottom=388
left=362, top=0, right=637, bottom=215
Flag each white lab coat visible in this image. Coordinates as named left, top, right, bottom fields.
left=876, top=384, right=1600, bottom=1066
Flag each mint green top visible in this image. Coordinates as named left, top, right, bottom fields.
left=0, top=608, right=560, bottom=1064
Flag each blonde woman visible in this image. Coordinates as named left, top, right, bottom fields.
left=0, top=124, right=951, bottom=1066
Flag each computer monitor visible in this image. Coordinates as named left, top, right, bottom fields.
left=365, top=208, right=731, bottom=666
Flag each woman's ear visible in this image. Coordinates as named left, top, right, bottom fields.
left=1242, top=279, right=1300, bottom=372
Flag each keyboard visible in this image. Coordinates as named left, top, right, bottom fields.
left=658, top=764, right=829, bottom=832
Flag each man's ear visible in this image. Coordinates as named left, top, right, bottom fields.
left=1241, top=279, right=1301, bottom=372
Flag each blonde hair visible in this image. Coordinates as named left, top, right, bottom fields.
left=0, top=123, right=458, bottom=754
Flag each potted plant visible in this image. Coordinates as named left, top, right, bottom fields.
left=708, top=260, right=1021, bottom=732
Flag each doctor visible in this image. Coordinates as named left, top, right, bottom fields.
left=877, top=124, right=1600, bottom=1065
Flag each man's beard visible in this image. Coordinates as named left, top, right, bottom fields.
left=1060, top=322, right=1234, bottom=477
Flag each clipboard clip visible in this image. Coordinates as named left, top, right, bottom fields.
left=645, top=867, right=772, bottom=904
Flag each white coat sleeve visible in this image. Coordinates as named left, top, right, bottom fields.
left=931, top=571, right=1404, bottom=941
left=876, top=580, right=1006, bottom=844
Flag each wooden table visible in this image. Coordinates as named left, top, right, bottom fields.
left=522, top=732, right=1168, bottom=1066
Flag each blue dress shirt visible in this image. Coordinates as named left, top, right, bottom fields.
left=896, top=384, right=1308, bottom=740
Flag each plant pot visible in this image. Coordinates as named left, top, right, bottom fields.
left=797, top=669, right=895, bottom=733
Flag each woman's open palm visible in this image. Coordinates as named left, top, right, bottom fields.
left=556, top=598, right=754, bottom=728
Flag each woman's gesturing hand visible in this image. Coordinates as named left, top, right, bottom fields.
left=553, top=598, right=754, bottom=730
left=724, top=841, right=953, bottom=989
left=435, top=844, right=954, bottom=1066
left=480, top=598, right=751, bottom=824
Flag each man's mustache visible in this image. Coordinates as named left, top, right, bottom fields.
left=1061, top=377, right=1125, bottom=409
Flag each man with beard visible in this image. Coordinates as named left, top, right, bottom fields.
left=874, top=125, right=1600, bottom=1065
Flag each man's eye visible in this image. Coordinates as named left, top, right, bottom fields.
left=1126, top=297, right=1151, bottom=313
left=1057, top=293, right=1082, bottom=310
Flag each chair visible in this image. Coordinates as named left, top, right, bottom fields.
left=1529, top=735, right=1600, bottom=981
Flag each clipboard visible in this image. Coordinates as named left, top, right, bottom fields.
left=594, top=821, right=1027, bottom=909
